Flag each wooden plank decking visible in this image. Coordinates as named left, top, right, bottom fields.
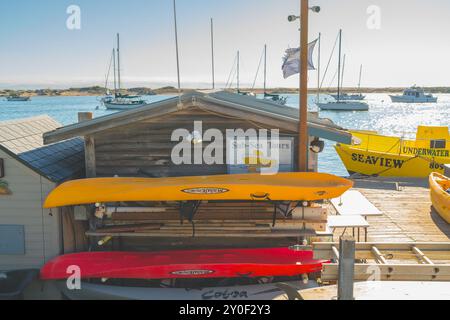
left=333, top=177, right=450, bottom=242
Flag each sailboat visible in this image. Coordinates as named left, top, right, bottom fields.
left=331, top=64, right=366, bottom=101
left=317, top=30, right=368, bottom=111
left=261, top=45, right=287, bottom=105
left=231, top=51, right=255, bottom=97
left=102, top=34, right=148, bottom=110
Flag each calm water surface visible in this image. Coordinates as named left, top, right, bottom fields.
left=1, top=93, right=449, bottom=176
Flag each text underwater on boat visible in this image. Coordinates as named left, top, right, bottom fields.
left=335, top=126, right=450, bottom=177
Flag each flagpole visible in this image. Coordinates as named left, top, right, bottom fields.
left=173, top=0, right=182, bottom=105
left=298, top=0, right=309, bottom=172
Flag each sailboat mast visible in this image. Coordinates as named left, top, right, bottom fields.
left=116, top=33, right=121, bottom=92
left=237, top=50, right=240, bottom=92
left=337, top=29, right=342, bottom=102
left=341, top=54, right=346, bottom=93
left=263, top=44, right=267, bottom=94
left=113, top=49, right=117, bottom=96
left=210, top=18, right=215, bottom=89
left=358, top=64, right=363, bottom=94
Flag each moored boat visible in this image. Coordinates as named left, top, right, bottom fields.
left=390, top=86, right=437, bottom=103
left=6, top=96, right=31, bottom=102
left=101, top=34, right=147, bottom=110
left=102, top=94, right=148, bottom=110
left=318, top=101, right=368, bottom=111
left=429, top=172, right=450, bottom=223
left=335, top=126, right=450, bottom=177
left=317, top=30, right=369, bottom=112
left=331, top=93, right=365, bottom=101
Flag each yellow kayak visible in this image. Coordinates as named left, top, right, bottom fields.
left=44, top=173, right=353, bottom=208
left=429, top=172, right=450, bottom=223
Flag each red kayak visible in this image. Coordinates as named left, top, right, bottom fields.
left=40, top=248, right=324, bottom=280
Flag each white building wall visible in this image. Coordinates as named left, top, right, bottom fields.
left=0, top=149, right=61, bottom=271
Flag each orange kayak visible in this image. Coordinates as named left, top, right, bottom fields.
left=44, top=173, right=353, bottom=208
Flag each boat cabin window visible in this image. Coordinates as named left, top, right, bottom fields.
left=430, top=139, right=446, bottom=149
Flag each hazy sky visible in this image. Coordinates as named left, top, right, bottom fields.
left=1, top=0, right=449, bottom=89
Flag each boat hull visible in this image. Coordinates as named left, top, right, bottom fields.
left=335, top=144, right=447, bottom=178
left=43, top=173, right=353, bottom=208
left=6, top=97, right=31, bottom=101
left=55, top=280, right=318, bottom=300
left=429, top=172, right=450, bottom=223
left=40, top=248, right=324, bottom=280
left=331, top=94, right=365, bottom=101
left=317, top=102, right=369, bottom=111
left=103, top=101, right=147, bottom=110
left=390, top=95, right=437, bottom=103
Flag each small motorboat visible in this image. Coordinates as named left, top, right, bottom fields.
left=429, top=172, right=450, bottom=223
left=6, top=96, right=31, bottom=102
left=390, top=86, right=437, bottom=103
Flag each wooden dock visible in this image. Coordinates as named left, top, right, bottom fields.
left=332, top=177, right=450, bottom=242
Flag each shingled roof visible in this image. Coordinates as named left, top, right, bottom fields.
left=0, top=115, right=61, bottom=153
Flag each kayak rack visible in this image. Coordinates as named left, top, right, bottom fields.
left=313, top=240, right=450, bottom=282
left=86, top=202, right=331, bottom=240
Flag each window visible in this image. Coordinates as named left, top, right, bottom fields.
left=430, top=139, right=446, bottom=149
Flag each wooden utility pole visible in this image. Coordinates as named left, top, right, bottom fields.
left=78, top=112, right=96, bottom=178
left=298, top=0, right=309, bottom=172
left=211, top=18, right=215, bottom=89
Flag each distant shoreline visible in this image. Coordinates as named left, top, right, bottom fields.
left=1, top=86, right=450, bottom=97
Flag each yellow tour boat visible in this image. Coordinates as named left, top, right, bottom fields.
left=335, top=126, right=450, bottom=177
left=43, top=172, right=353, bottom=208
left=429, top=172, right=450, bottom=223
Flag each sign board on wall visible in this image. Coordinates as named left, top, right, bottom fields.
left=227, top=137, right=294, bottom=174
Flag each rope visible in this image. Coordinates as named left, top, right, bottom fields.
left=320, top=32, right=339, bottom=90
left=252, top=48, right=265, bottom=89
left=104, top=51, right=114, bottom=91
left=225, top=55, right=237, bottom=89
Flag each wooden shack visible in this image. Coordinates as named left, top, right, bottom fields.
left=43, top=91, right=352, bottom=250
left=44, top=91, right=351, bottom=177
